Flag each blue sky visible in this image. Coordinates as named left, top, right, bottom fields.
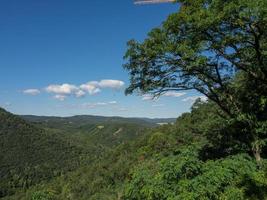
left=0, top=0, right=204, bottom=118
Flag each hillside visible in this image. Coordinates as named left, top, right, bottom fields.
left=0, top=108, right=88, bottom=197
left=21, top=115, right=159, bottom=147
left=4, top=101, right=267, bottom=200
left=0, top=108, right=153, bottom=199
left=2, top=0, right=267, bottom=199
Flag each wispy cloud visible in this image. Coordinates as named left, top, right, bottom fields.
left=152, top=104, right=165, bottom=107
left=142, top=94, right=155, bottom=101
left=108, top=101, right=117, bottom=104
left=182, top=96, right=208, bottom=102
left=0, top=102, right=12, bottom=109
left=5, top=102, right=11, bottom=106
left=23, top=89, right=41, bottom=96
left=162, top=91, right=186, bottom=97
left=53, top=94, right=67, bottom=101
left=75, top=90, right=86, bottom=98
left=117, top=107, right=128, bottom=112
left=82, top=101, right=117, bottom=109
left=142, top=91, right=186, bottom=101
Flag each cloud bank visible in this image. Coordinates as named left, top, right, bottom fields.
left=43, top=79, right=125, bottom=101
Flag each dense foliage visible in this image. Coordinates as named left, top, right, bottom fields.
left=0, top=108, right=88, bottom=198
left=124, top=0, right=267, bottom=163
left=0, top=108, right=152, bottom=199
left=2, top=101, right=267, bottom=200
left=1, top=0, right=267, bottom=199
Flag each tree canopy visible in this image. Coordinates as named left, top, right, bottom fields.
left=124, top=0, right=267, bottom=162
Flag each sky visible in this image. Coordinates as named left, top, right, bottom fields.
left=0, top=0, right=204, bottom=118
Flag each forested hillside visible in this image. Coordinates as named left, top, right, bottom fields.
left=0, top=108, right=154, bottom=199
left=21, top=115, right=156, bottom=147
left=21, top=115, right=175, bottom=127
left=0, top=108, right=87, bottom=198
left=4, top=101, right=267, bottom=200
left=1, top=0, right=267, bottom=199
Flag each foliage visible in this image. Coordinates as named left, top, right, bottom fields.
left=124, top=0, right=267, bottom=161
left=0, top=108, right=152, bottom=199
left=2, top=0, right=267, bottom=199
left=123, top=152, right=267, bottom=200
left=2, top=99, right=267, bottom=200
left=31, top=191, right=55, bottom=200
left=0, top=108, right=89, bottom=198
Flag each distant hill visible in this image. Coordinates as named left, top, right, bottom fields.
left=1, top=109, right=159, bottom=198
left=20, top=115, right=176, bottom=147
left=140, top=117, right=176, bottom=124
left=21, top=115, right=176, bottom=127
left=20, top=115, right=169, bottom=147
left=0, top=108, right=88, bottom=197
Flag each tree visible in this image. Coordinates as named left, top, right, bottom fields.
left=124, top=0, right=267, bottom=162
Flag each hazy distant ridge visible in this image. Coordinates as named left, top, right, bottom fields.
left=21, top=115, right=176, bottom=126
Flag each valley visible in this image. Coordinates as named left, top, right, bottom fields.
left=0, top=108, right=175, bottom=199
left=1, top=0, right=267, bottom=199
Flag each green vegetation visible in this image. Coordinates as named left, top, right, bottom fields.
left=1, top=0, right=267, bottom=199
left=122, top=105, right=267, bottom=200
left=0, top=108, right=90, bottom=198
left=3, top=101, right=267, bottom=200
left=124, top=0, right=267, bottom=163
left=0, top=108, right=153, bottom=199
left=21, top=115, right=156, bottom=148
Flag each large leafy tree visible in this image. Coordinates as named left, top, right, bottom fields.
left=124, top=0, right=267, bottom=161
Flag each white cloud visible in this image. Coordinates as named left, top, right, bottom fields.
left=79, top=79, right=124, bottom=95
left=53, top=94, right=67, bottom=101
left=142, top=94, right=156, bottom=101
left=75, top=90, right=86, bottom=98
left=95, top=102, right=108, bottom=106
left=46, top=84, right=78, bottom=95
left=27, top=79, right=124, bottom=101
left=80, top=79, right=124, bottom=96
left=182, top=96, right=208, bottom=102
left=46, top=84, right=84, bottom=101
left=98, top=80, right=125, bottom=89
left=23, top=89, right=40, bottom=96
left=80, top=82, right=101, bottom=95
left=162, top=91, right=186, bottom=97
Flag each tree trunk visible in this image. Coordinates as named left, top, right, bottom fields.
left=252, top=142, right=262, bottom=166
left=253, top=149, right=261, bottom=163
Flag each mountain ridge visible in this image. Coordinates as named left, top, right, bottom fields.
left=20, top=114, right=176, bottom=125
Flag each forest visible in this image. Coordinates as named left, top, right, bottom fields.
left=1, top=0, right=267, bottom=199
